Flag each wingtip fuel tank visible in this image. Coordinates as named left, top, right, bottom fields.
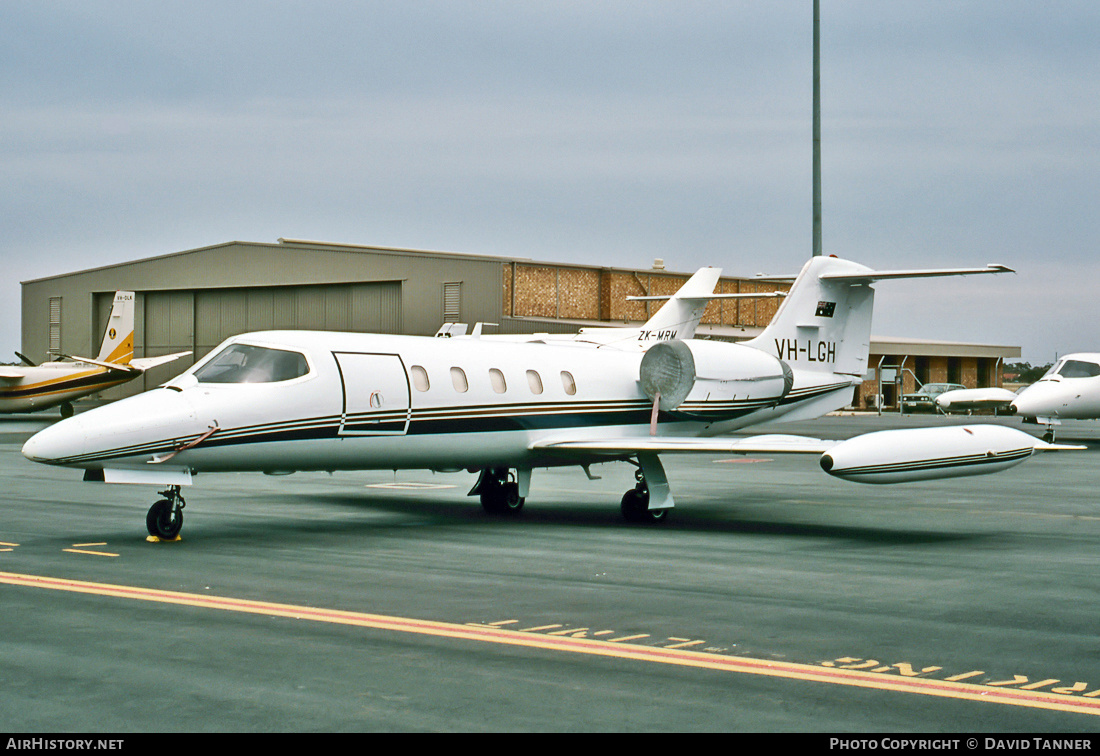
left=819, top=425, right=1065, bottom=484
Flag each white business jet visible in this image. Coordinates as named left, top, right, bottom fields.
left=1, top=292, right=191, bottom=417
left=1007, top=354, right=1100, bottom=442
left=933, top=354, right=1100, bottom=441
left=24, top=256, right=1070, bottom=540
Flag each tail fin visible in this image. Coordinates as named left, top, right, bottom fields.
left=744, top=257, right=875, bottom=378
left=96, top=291, right=135, bottom=365
left=631, top=267, right=723, bottom=343
left=744, top=257, right=1012, bottom=378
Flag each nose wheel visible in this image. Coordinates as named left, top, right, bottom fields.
left=147, top=485, right=185, bottom=540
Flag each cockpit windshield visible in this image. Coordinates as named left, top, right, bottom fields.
left=1042, top=359, right=1100, bottom=380
left=193, top=344, right=309, bottom=384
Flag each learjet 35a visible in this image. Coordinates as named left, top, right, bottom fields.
left=23, top=256, right=1074, bottom=540
left=2, top=292, right=190, bottom=418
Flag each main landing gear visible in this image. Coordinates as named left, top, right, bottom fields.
left=470, top=467, right=527, bottom=515
left=620, top=469, right=667, bottom=523
left=469, top=456, right=673, bottom=524
left=147, top=485, right=185, bottom=540
left=620, top=453, right=673, bottom=524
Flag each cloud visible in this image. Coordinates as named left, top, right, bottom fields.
left=2, top=2, right=1097, bottom=364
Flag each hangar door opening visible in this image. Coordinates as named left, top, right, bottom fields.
left=333, top=352, right=411, bottom=436
left=95, top=281, right=403, bottom=397
left=193, top=282, right=403, bottom=358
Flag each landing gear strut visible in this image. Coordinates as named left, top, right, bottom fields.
left=620, top=454, right=672, bottom=524
left=147, top=485, right=185, bottom=539
left=472, top=467, right=526, bottom=515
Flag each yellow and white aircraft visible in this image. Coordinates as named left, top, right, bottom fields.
left=2, top=292, right=190, bottom=417
left=23, top=257, right=1075, bottom=540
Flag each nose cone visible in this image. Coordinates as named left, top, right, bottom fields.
left=23, top=388, right=200, bottom=468
left=23, top=416, right=87, bottom=465
left=1010, top=382, right=1059, bottom=418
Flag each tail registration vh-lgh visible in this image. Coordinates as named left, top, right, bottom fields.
left=22, top=256, right=1074, bottom=540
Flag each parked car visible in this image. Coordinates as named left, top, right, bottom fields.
left=900, top=382, right=966, bottom=412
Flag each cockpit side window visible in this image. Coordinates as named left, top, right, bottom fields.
left=1057, top=360, right=1100, bottom=378
left=194, top=344, right=309, bottom=384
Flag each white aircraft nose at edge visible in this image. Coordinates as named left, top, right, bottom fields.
left=22, top=255, right=1079, bottom=541
left=933, top=354, right=1100, bottom=443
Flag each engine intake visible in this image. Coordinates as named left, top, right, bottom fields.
left=638, top=340, right=792, bottom=411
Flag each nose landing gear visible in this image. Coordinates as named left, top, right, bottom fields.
left=147, top=485, right=186, bottom=540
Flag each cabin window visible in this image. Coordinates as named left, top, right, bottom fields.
left=194, top=344, right=309, bottom=384
left=411, top=365, right=430, bottom=392
left=489, top=368, right=507, bottom=394
left=560, top=370, right=577, bottom=396
left=450, top=366, right=468, bottom=393
left=526, top=370, right=543, bottom=395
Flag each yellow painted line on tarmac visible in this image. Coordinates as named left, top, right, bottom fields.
left=63, top=542, right=119, bottom=558
left=1, top=569, right=1098, bottom=718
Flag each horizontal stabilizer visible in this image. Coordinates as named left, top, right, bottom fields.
left=130, top=351, right=192, bottom=371
left=821, top=264, right=1013, bottom=283
left=752, top=263, right=1013, bottom=284
left=628, top=291, right=786, bottom=302
left=0, top=369, right=24, bottom=381
left=62, top=354, right=138, bottom=373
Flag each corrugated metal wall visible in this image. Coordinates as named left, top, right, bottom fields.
left=189, top=282, right=403, bottom=353
left=93, top=281, right=402, bottom=395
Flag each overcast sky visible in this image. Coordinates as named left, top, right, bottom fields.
left=4, top=1, right=1097, bottom=364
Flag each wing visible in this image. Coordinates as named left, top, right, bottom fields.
left=531, top=434, right=836, bottom=456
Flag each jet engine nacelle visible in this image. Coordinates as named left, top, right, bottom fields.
left=819, top=425, right=1040, bottom=484
left=639, top=339, right=793, bottom=411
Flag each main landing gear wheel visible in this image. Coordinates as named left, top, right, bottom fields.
left=476, top=468, right=525, bottom=515
left=1043, top=429, right=1055, bottom=443
left=620, top=469, right=668, bottom=524
left=147, top=485, right=185, bottom=539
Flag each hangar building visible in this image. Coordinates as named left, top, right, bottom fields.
left=20, top=238, right=1019, bottom=408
